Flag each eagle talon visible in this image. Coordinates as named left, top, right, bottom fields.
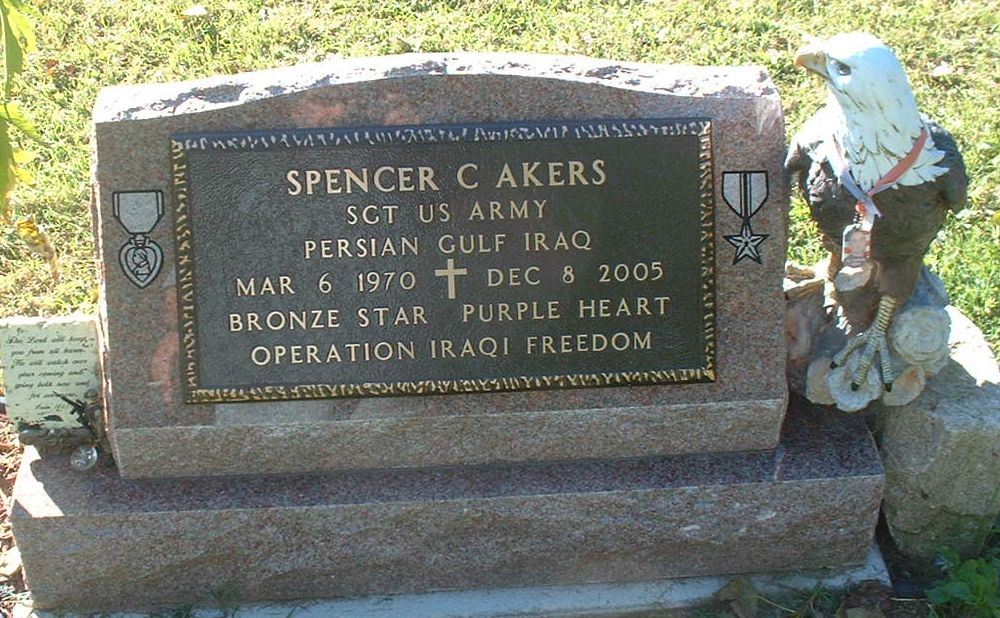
left=850, top=332, right=882, bottom=386
left=835, top=295, right=901, bottom=392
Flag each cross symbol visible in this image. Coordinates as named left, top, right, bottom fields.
left=434, top=258, right=468, bottom=300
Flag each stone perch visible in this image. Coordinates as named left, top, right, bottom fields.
left=871, top=306, right=1000, bottom=560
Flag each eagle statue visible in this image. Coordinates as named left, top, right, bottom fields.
left=785, top=32, right=968, bottom=408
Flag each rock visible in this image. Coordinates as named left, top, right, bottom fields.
left=871, top=306, right=1000, bottom=560
left=888, top=305, right=950, bottom=372
left=805, top=355, right=837, bottom=406
left=828, top=350, right=883, bottom=413
left=0, top=546, right=21, bottom=581
left=833, top=263, right=873, bottom=292
left=879, top=364, right=925, bottom=408
left=786, top=277, right=830, bottom=395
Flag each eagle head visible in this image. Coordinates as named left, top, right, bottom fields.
left=795, top=32, right=946, bottom=190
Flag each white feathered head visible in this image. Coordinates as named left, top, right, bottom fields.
left=795, top=32, right=946, bottom=190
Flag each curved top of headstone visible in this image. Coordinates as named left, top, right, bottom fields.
left=94, top=53, right=778, bottom=123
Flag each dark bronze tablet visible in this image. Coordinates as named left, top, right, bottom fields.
left=171, top=119, right=715, bottom=403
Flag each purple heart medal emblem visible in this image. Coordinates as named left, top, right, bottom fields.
left=113, top=191, right=164, bottom=288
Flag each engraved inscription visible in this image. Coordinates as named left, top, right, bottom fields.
left=0, top=318, right=100, bottom=427
left=171, top=119, right=716, bottom=402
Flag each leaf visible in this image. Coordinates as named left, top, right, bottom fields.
left=839, top=580, right=893, bottom=614
left=926, top=586, right=951, bottom=605
left=12, top=148, right=34, bottom=163
left=934, top=548, right=962, bottom=572
left=0, top=121, right=14, bottom=223
left=11, top=159, right=31, bottom=184
left=0, top=7, right=19, bottom=68
left=6, top=2, right=33, bottom=52
left=12, top=148, right=35, bottom=184
left=929, top=580, right=974, bottom=604
left=0, top=0, right=36, bottom=96
left=1, top=101, right=43, bottom=143
left=6, top=0, right=40, bottom=21
left=16, top=218, right=60, bottom=279
left=943, top=580, right=974, bottom=603
left=714, top=577, right=759, bottom=618
left=836, top=607, right=885, bottom=618
left=41, top=57, right=78, bottom=79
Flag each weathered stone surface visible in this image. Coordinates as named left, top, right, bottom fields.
left=872, top=306, right=1000, bottom=560
left=12, top=548, right=891, bottom=617
left=92, top=53, right=789, bottom=479
left=12, top=402, right=881, bottom=612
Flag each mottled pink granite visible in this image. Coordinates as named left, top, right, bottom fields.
left=92, top=54, right=788, bottom=479
left=12, top=402, right=881, bottom=612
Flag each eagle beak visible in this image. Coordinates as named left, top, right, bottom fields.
left=795, top=43, right=829, bottom=80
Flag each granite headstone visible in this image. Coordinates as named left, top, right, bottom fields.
left=90, top=53, right=788, bottom=479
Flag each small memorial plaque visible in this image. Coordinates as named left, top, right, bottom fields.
left=172, top=119, right=715, bottom=402
left=0, top=316, right=100, bottom=428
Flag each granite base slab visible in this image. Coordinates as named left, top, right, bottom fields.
left=15, top=547, right=890, bottom=618
left=11, top=404, right=883, bottom=613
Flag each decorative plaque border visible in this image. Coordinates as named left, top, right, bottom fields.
left=171, top=118, right=716, bottom=403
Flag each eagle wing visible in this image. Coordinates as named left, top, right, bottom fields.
left=786, top=118, right=969, bottom=300
left=927, top=121, right=968, bottom=212
left=785, top=108, right=858, bottom=253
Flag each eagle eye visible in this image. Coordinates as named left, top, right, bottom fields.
left=833, top=61, right=852, bottom=76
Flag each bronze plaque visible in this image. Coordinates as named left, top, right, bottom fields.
left=171, top=119, right=715, bottom=403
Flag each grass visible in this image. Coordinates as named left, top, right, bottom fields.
left=0, top=0, right=996, bottom=348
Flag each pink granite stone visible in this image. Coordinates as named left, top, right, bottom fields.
left=92, top=54, right=788, bottom=479
left=12, top=402, right=881, bottom=612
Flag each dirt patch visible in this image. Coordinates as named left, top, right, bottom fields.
left=0, top=408, right=27, bottom=617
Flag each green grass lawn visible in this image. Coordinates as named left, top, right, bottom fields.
left=0, top=0, right=997, bottom=347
